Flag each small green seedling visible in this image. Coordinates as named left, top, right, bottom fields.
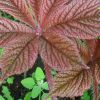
left=21, top=67, right=51, bottom=100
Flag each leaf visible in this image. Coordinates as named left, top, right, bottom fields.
left=77, top=39, right=100, bottom=84
left=0, top=0, right=35, bottom=27
left=24, top=92, right=32, bottom=100
left=0, top=18, right=38, bottom=82
left=24, top=0, right=100, bottom=39
left=31, top=86, right=41, bottom=98
left=76, top=39, right=90, bottom=64
left=37, top=80, right=44, bottom=86
left=35, top=67, right=45, bottom=81
left=40, top=32, right=88, bottom=71
left=2, top=86, right=14, bottom=100
left=41, top=82, right=49, bottom=90
left=84, top=40, right=100, bottom=83
left=0, top=95, right=5, bottom=100
left=21, top=77, right=35, bottom=89
left=50, top=68, right=91, bottom=97
left=29, top=0, right=55, bottom=25
left=51, top=69, right=57, bottom=76
left=0, top=1, right=100, bottom=98
left=2, top=86, right=10, bottom=95
left=81, top=91, right=90, bottom=100
left=42, top=93, right=51, bottom=100
left=32, top=72, right=35, bottom=78
left=86, top=40, right=98, bottom=55
left=6, top=77, right=14, bottom=84
left=44, top=0, right=100, bottom=39
left=77, top=39, right=100, bottom=64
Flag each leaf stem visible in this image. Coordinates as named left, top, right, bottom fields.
left=44, top=63, right=58, bottom=100
left=39, top=92, right=41, bottom=100
left=87, top=42, right=99, bottom=100
left=24, top=72, right=27, bottom=78
left=90, top=56, right=98, bottom=100
left=92, top=66, right=98, bottom=100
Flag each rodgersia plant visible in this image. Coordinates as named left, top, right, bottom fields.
left=0, top=0, right=100, bottom=100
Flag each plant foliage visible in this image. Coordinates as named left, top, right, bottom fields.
left=21, top=67, right=50, bottom=100
left=0, top=0, right=100, bottom=99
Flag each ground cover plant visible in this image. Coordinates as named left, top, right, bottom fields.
left=21, top=67, right=50, bottom=100
left=0, top=0, right=100, bottom=100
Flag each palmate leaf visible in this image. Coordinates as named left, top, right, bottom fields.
left=40, top=32, right=88, bottom=71
left=0, top=0, right=100, bottom=98
left=50, top=68, right=91, bottom=97
left=29, top=0, right=100, bottom=37
left=44, top=0, right=100, bottom=39
left=0, top=19, right=38, bottom=81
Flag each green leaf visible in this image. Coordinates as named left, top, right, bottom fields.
left=81, top=91, right=90, bottom=100
left=37, top=80, right=44, bottom=86
left=35, top=67, right=45, bottom=81
left=41, top=82, right=49, bottom=90
left=51, top=69, right=57, bottom=76
left=2, top=86, right=14, bottom=100
left=32, top=72, right=35, bottom=78
left=0, top=95, right=5, bottom=100
left=2, top=86, right=10, bottom=95
left=24, top=92, right=32, bottom=100
left=42, top=93, right=51, bottom=100
left=7, top=77, right=14, bottom=84
left=31, top=86, right=41, bottom=98
left=21, top=77, right=35, bottom=89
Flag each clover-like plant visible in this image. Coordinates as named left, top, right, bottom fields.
left=21, top=67, right=50, bottom=100
left=0, top=0, right=100, bottom=100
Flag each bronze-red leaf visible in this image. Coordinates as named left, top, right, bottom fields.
left=0, top=18, right=38, bottom=81
left=44, top=0, right=100, bottom=39
left=50, top=68, right=91, bottom=97
left=40, top=32, right=88, bottom=71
